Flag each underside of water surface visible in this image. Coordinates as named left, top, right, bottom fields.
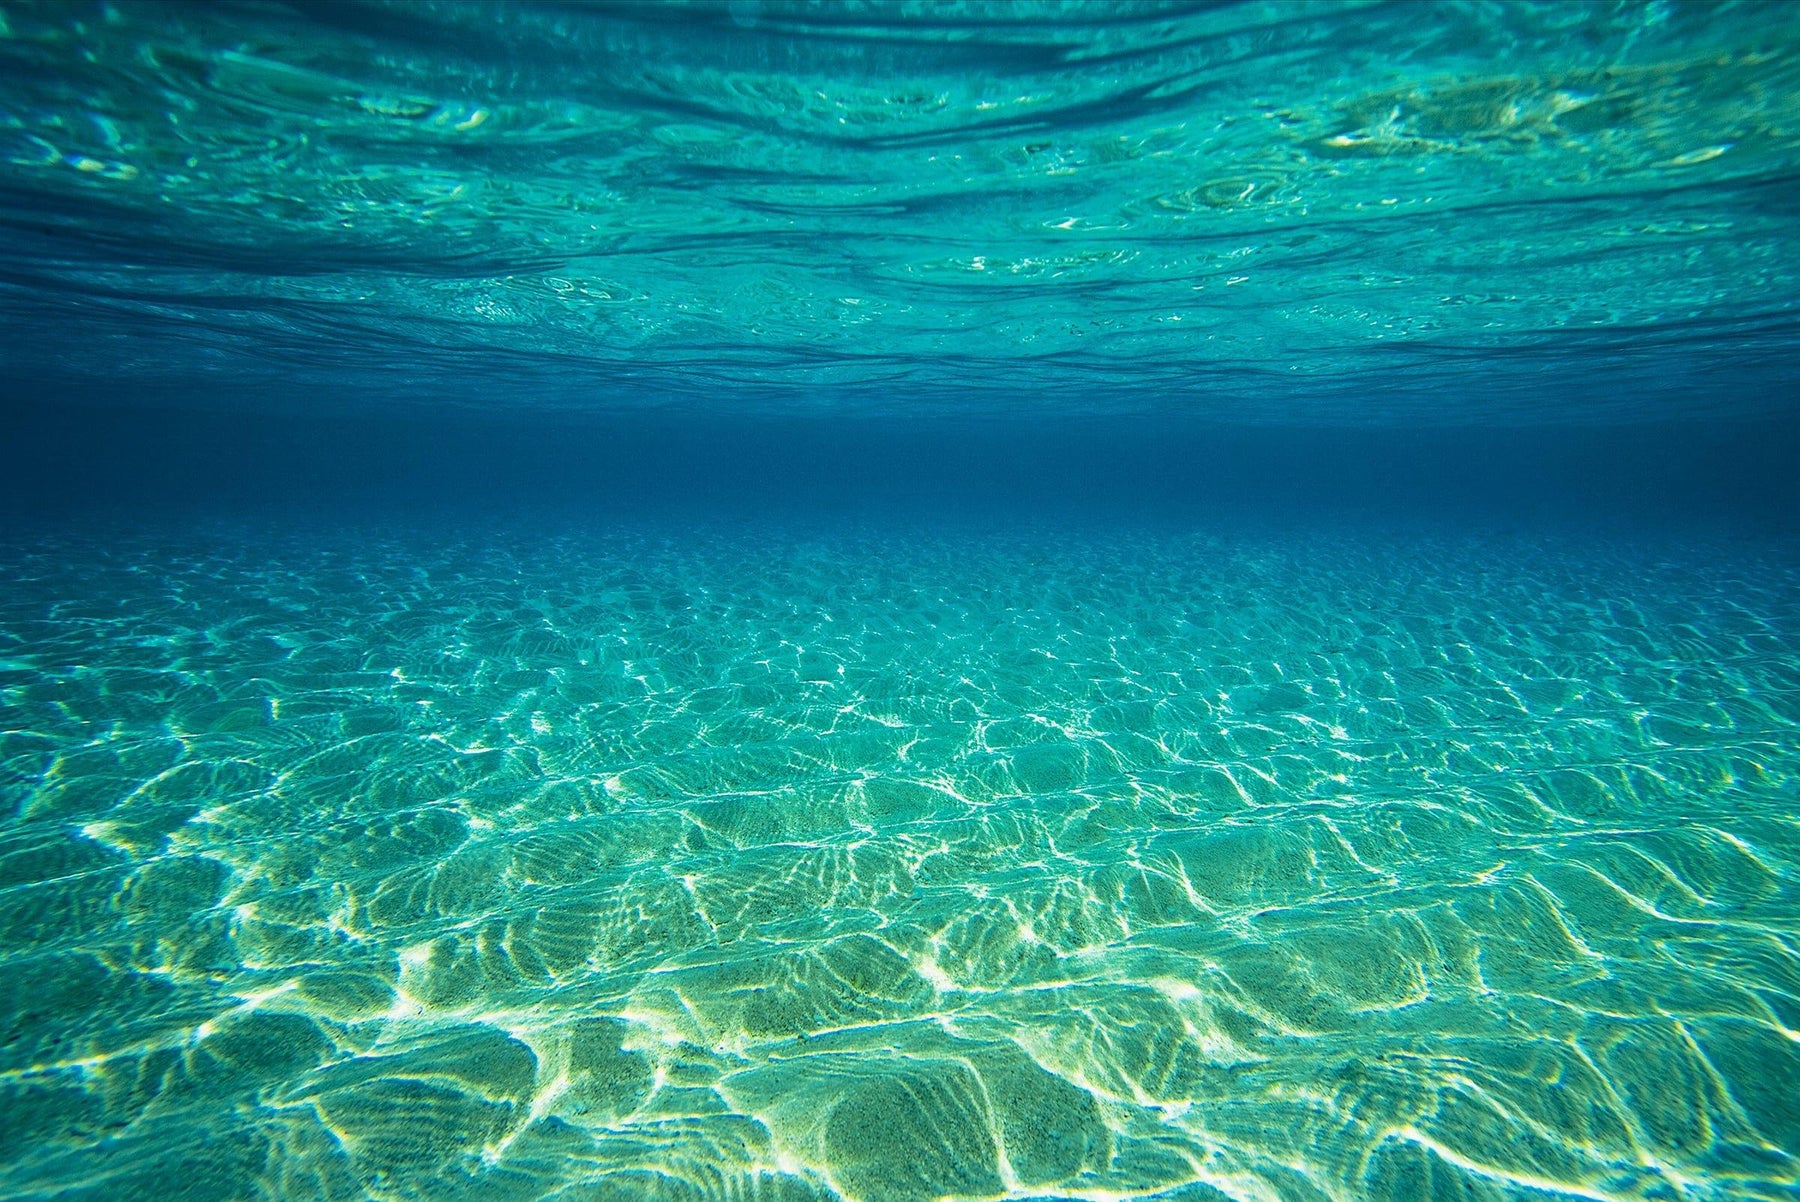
left=2, top=3, right=1799, bottom=1202
left=1, top=0, right=1798, bottom=420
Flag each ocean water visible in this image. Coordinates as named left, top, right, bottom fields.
left=3, top=4, right=1800, bottom=1202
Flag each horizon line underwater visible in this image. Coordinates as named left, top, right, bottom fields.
left=2, top=3, right=1800, bottom=1202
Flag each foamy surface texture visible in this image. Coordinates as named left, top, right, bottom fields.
left=2, top=522, right=1797, bottom=1201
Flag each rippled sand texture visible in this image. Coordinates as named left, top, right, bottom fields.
left=2, top=525, right=1797, bottom=1202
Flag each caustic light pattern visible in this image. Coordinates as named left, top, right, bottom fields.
left=1, top=527, right=1797, bottom=1201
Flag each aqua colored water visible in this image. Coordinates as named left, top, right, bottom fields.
left=2, top=4, right=1800, bottom=1202
left=2, top=0, right=1799, bottom=420
left=2, top=521, right=1796, bottom=1202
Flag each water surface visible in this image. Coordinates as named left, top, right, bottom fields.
left=1, top=0, right=1797, bottom=418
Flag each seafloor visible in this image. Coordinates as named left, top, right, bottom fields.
left=1, top=520, right=1796, bottom=1202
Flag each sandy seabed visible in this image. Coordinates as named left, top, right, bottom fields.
left=1, top=520, right=1797, bottom=1202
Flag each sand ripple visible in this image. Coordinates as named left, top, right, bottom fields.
left=1, top=523, right=1797, bottom=1201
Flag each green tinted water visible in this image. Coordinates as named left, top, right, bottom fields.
left=2, top=0, right=1798, bottom=417
left=2, top=525, right=1796, bottom=1200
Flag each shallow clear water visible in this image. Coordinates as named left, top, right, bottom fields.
left=3, top=2, right=1800, bottom=1201
left=2, top=521, right=1798, bottom=1201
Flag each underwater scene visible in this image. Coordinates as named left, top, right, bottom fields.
left=3, top=3, right=1800, bottom=1202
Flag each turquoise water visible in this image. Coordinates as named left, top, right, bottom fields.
left=2, top=522, right=1798, bottom=1201
left=3, top=3, right=1800, bottom=1202
left=1, top=0, right=1798, bottom=418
